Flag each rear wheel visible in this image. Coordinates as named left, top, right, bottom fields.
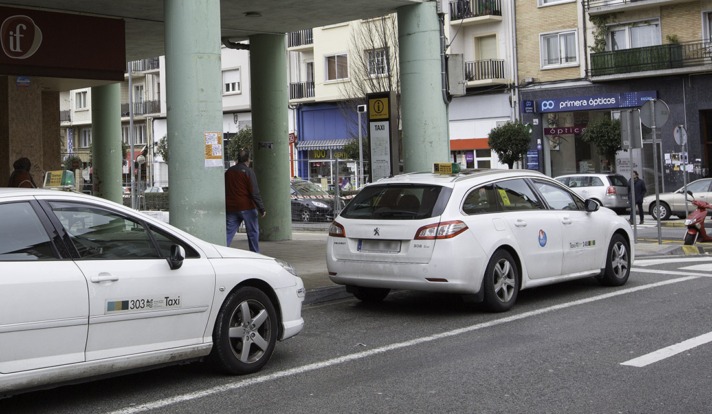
left=348, top=286, right=390, bottom=303
left=684, top=232, right=697, bottom=246
left=482, top=249, right=519, bottom=312
left=597, top=234, right=630, bottom=286
left=300, top=209, right=311, bottom=222
left=649, top=202, right=671, bottom=221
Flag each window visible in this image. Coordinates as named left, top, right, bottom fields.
left=223, top=68, right=241, bottom=94
left=541, top=31, right=578, bottom=68
left=340, top=184, right=448, bottom=220
left=474, top=149, right=492, bottom=169
left=494, top=179, right=543, bottom=211
left=532, top=180, right=584, bottom=211
left=122, top=124, right=146, bottom=145
left=463, top=185, right=499, bottom=215
left=326, top=54, right=348, bottom=81
left=538, top=0, right=575, bottom=5
left=607, top=20, right=660, bottom=51
left=75, top=91, right=88, bottom=110
left=367, top=48, right=388, bottom=76
left=0, top=202, right=57, bottom=261
left=80, top=128, right=92, bottom=148
left=475, top=35, right=497, bottom=60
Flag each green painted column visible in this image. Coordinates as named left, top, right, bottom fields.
left=91, top=83, right=122, bottom=203
left=164, top=0, right=224, bottom=244
left=249, top=34, right=292, bottom=241
left=398, top=2, right=450, bottom=172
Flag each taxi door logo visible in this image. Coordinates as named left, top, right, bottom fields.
left=1, top=15, right=42, bottom=59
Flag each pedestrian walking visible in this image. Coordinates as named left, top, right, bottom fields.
left=628, top=170, right=646, bottom=225
left=8, top=157, right=37, bottom=188
left=225, top=150, right=266, bottom=252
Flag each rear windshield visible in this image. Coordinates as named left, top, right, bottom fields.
left=608, top=175, right=628, bottom=187
left=339, top=184, right=450, bottom=219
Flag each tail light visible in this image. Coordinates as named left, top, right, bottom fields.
left=415, top=220, right=468, bottom=240
left=606, top=186, right=617, bottom=195
left=329, top=221, right=346, bottom=238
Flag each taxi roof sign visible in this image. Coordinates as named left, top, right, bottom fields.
left=433, top=162, right=460, bottom=175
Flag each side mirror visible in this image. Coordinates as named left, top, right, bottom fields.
left=168, top=244, right=185, bottom=270
left=584, top=199, right=600, bottom=212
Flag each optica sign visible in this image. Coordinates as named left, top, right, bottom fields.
left=536, top=91, right=657, bottom=113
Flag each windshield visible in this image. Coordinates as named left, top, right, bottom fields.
left=339, top=184, right=450, bottom=220
left=292, top=180, right=329, bottom=196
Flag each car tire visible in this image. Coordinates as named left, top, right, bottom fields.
left=597, top=233, right=630, bottom=287
left=348, top=286, right=390, bottom=303
left=482, top=249, right=519, bottom=312
left=300, top=209, right=311, bottom=222
left=649, top=201, right=671, bottom=221
left=210, top=287, right=278, bottom=375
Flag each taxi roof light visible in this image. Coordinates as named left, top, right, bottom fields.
left=433, top=162, right=461, bottom=175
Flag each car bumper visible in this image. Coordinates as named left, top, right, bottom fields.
left=275, top=279, right=305, bottom=340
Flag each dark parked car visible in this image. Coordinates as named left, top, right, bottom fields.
left=290, top=179, right=344, bottom=222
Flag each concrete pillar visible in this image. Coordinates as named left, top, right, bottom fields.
left=249, top=34, right=292, bottom=241
left=398, top=2, right=450, bottom=172
left=164, top=0, right=224, bottom=244
left=91, top=83, right=123, bottom=203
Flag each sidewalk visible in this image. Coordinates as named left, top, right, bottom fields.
left=231, top=224, right=709, bottom=305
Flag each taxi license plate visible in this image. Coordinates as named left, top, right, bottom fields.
left=357, top=239, right=401, bottom=253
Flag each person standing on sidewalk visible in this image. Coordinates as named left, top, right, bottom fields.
left=628, top=170, right=647, bottom=225
left=225, top=150, right=266, bottom=252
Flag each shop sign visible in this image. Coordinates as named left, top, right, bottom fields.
left=537, top=91, right=656, bottom=113
left=309, top=150, right=328, bottom=159
left=544, top=126, right=586, bottom=136
left=522, top=100, right=536, bottom=113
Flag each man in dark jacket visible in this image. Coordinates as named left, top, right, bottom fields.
left=628, top=170, right=647, bottom=225
left=225, top=150, right=266, bottom=251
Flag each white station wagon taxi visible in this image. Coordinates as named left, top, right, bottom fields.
left=0, top=188, right=305, bottom=397
left=327, top=168, right=633, bottom=311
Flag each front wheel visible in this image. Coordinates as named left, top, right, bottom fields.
left=684, top=231, right=697, bottom=246
left=210, top=287, right=278, bottom=375
left=597, top=234, right=630, bottom=287
left=482, top=249, right=519, bottom=312
left=300, top=208, right=311, bottom=222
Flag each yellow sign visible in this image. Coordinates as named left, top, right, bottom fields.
left=433, top=162, right=460, bottom=175
left=369, top=97, right=389, bottom=120
left=204, top=131, right=223, bottom=167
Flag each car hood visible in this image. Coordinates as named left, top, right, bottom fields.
left=208, top=243, right=269, bottom=260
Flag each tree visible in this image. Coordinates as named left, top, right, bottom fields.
left=488, top=122, right=532, bottom=169
left=155, top=136, right=168, bottom=163
left=580, top=117, right=621, bottom=165
left=63, top=155, right=83, bottom=171
left=225, top=126, right=253, bottom=163
left=337, top=14, right=402, bottom=165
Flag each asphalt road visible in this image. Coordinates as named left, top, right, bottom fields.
left=2, top=255, right=711, bottom=413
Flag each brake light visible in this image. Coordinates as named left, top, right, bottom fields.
left=415, top=220, right=468, bottom=240
left=329, top=221, right=346, bottom=238
left=606, top=186, right=617, bottom=195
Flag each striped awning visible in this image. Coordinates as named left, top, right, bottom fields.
left=296, top=138, right=352, bottom=150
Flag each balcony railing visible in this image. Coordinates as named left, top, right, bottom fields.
left=585, top=0, right=654, bottom=9
left=290, top=81, right=315, bottom=100
left=129, top=57, right=160, bottom=73
left=590, top=41, right=711, bottom=77
left=449, top=0, right=502, bottom=20
left=121, top=100, right=161, bottom=116
left=288, top=29, right=313, bottom=48
left=465, top=59, right=506, bottom=81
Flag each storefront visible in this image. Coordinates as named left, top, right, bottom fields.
left=295, top=138, right=357, bottom=190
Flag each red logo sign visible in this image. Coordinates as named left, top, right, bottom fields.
left=1, top=15, right=42, bottom=59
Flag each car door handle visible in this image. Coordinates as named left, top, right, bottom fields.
left=561, top=217, right=572, bottom=225
left=91, top=272, right=119, bottom=283
left=514, top=219, right=527, bottom=227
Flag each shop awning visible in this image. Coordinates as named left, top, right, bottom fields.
left=296, top=138, right=353, bottom=150
left=450, top=138, right=490, bottom=150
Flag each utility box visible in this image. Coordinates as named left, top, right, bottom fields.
left=447, top=54, right=466, bottom=97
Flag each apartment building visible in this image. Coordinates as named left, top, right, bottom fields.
left=60, top=47, right=259, bottom=190
left=517, top=0, right=712, bottom=192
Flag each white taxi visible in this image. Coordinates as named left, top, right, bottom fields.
left=327, top=168, right=633, bottom=311
left=0, top=188, right=305, bottom=397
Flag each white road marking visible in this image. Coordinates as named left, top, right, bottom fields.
left=680, top=264, right=712, bottom=272
left=107, top=275, right=701, bottom=414
left=621, top=331, right=712, bottom=368
left=634, top=257, right=712, bottom=267
left=632, top=268, right=712, bottom=278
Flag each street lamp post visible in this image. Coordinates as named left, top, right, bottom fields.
left=136, top=154, right=146, bottom=210
left=357, top=104, right=367, bottom=188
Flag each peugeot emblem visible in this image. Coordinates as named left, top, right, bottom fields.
left=373, top=227, right=380, bottom=236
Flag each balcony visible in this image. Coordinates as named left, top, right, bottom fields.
left=465, top=59, right=507, bottom=86
left=590, top=41, right=711, bottom=79
left=289, top=81, right=315, bottom=100
left=288, top=29, right=313, bottom=50
left=129, top=58, right=160, bottom=73
left=121, top=100, right=161, bottom=117
left=585, top=0, right=697, bottom=16
left=449, top=0, right=502, bottom=26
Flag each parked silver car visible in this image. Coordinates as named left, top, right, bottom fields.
left=554, top=173, right=629, bottom=214
left=643, top=178, right=712, bottom=220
